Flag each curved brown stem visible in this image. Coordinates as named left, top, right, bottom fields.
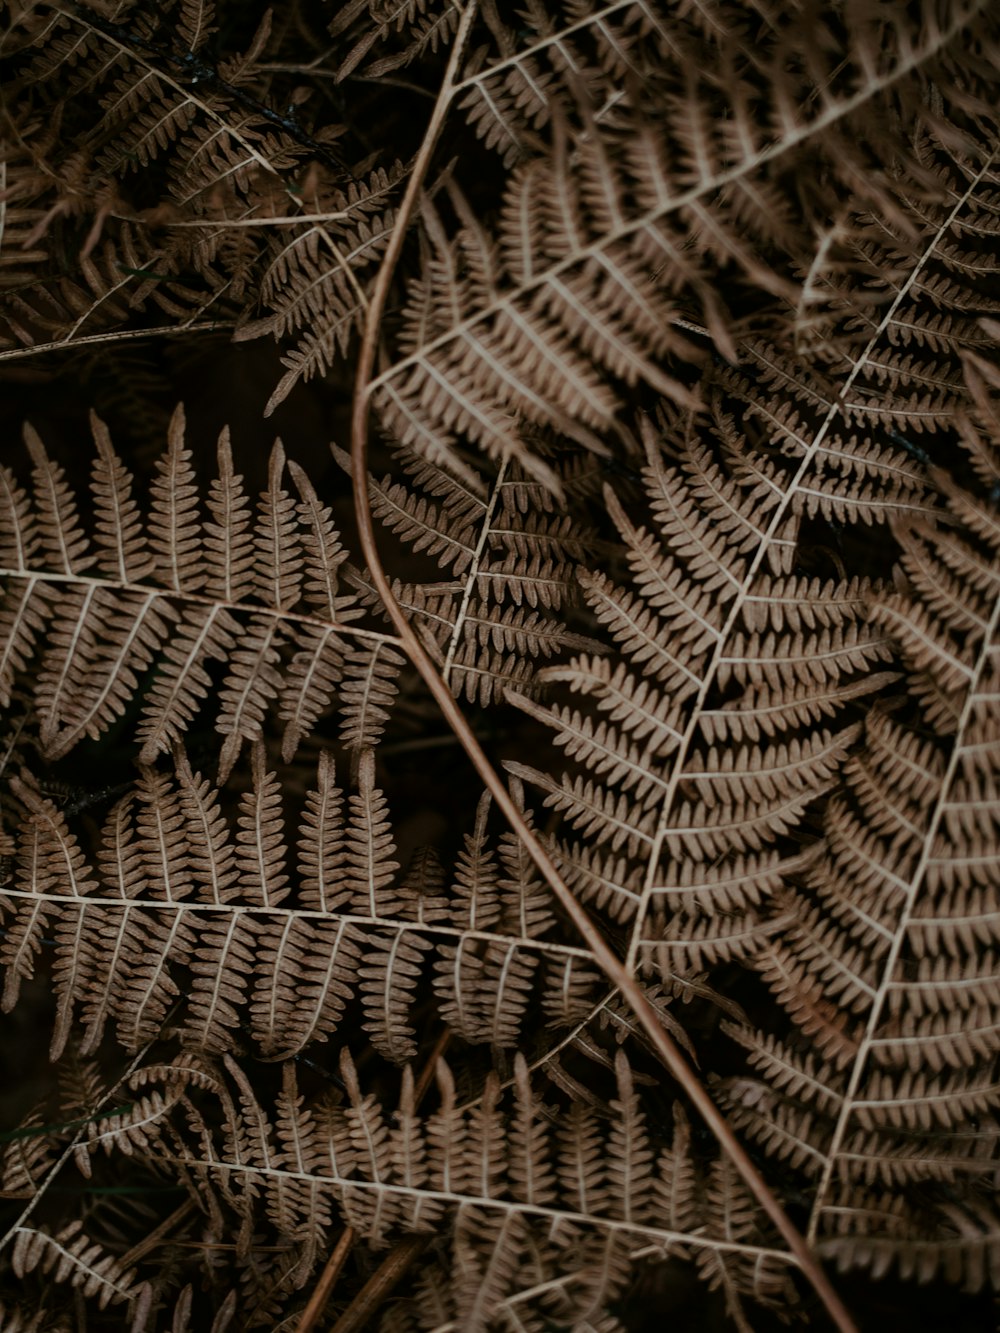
left=347, top=6, right=856, bottom=1330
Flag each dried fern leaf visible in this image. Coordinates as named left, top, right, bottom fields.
left=0, top=411, right=390, bottom=778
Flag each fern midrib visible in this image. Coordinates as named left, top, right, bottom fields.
left=0, top=885, right=595, bottom=964
left=442, top=457, right=508, bottom=684
left=146, top=1149, right=795, bottom=1264
left=0, top=322, right=238, bottom=364
left=0, top=565, right=399, bottom=646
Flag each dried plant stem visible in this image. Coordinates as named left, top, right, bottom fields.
left=348, top=4, right=856, bottom=1330
left=413, top=1028, right=452, bottom=1104
left=120, top=1200, right=197, bottom=1270
left=0, top=321, right=235, bottom=361
left=295, top=1228, right=357, bottom=1333
left=329, top=1236, right=430, bottom=1333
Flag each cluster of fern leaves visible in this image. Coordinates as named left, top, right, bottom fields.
left=2, top=1, right=1000, bottom=1330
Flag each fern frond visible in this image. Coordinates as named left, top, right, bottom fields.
left=331, top=0, right=462, bottom=83
left=721, top=400, right=1000, bottom=1286
left=100, top=1048, right=798, bottom=1325
left=233, top=166, right=403, bottom=412
left=372, top=1, right=995, bottom=483
left=1, top=747, right=609, bottom=1064
left=11, top=1223, right=137, bottom=1309
left=339, top=444, right=598, bottom=705
left=510, top=412, right=891, bottom=981
left=0, top=410, right=401, bottom=777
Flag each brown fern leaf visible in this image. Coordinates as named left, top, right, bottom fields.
left=719, top=385, right=1000, bottom=1292
left=0, top=409, right=386, bottom=779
